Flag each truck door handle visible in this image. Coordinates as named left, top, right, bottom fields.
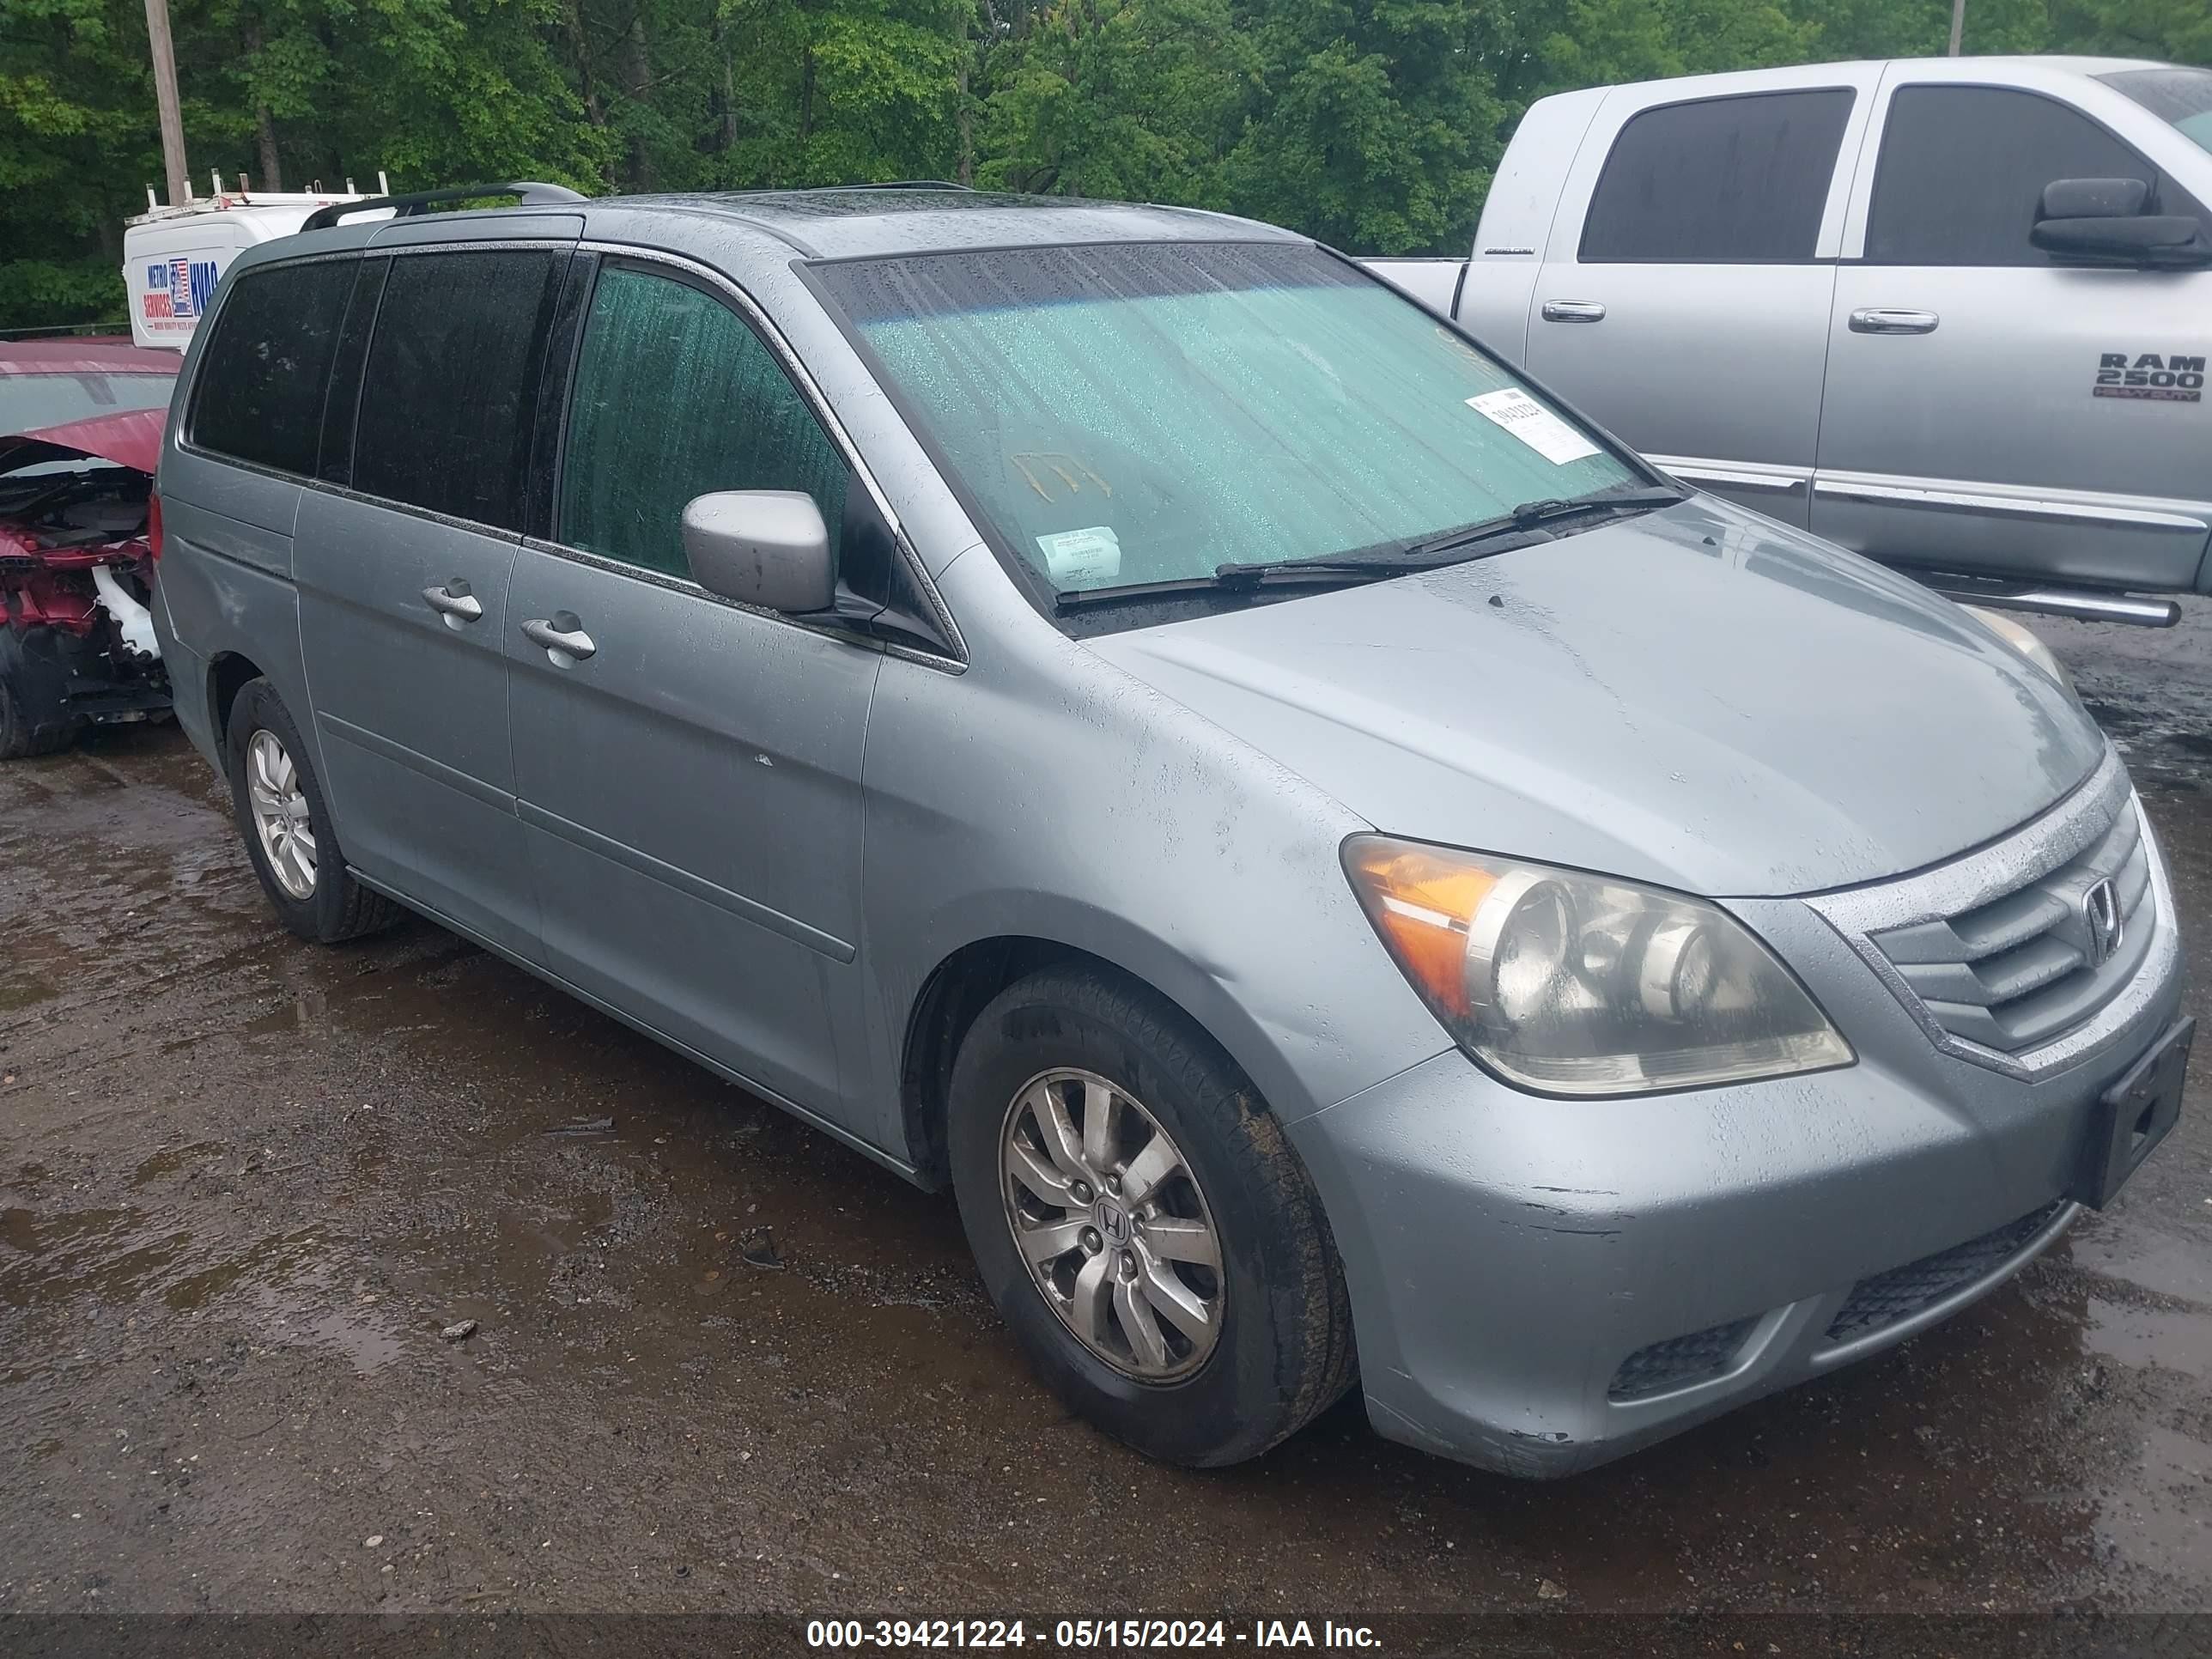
left=1849, top=308, right=1940, bottom=335
left=522, top=615, right=596, bottom=662
left=1540, top=300, right=1607, bottom=323
left=422, top=581, right=483, bottom=623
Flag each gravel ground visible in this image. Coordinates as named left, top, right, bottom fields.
left=1, top=605, right=2208, bottom=1632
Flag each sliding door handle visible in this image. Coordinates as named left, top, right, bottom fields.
left=522, top=616, right=597, bottom=662
left=1540, top=300, right=1607, bottom=323
left=1849, top=308, right=1940, bottom=335
left=422, top=582, right=483, bottom=623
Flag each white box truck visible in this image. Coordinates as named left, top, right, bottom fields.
left=122, top=174, right=383, bottom=351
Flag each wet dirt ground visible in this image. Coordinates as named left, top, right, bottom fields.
left=2, top=612, right=2209, bottom=1626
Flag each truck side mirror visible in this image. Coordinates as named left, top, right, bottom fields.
left=2038, top=177, right=2148, bottom=220
left=2031, top=176, right=2212, bottom=268
left=682, top=490, right=836, bottom=615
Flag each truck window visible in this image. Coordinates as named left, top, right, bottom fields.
left=188, top=258, right=360, bottom=477
left=351, top=248, right=566, bottom=532
left=556, top=264, right=848, bottom=580
left=1580, top=89, right=1854, bottom=264
left=1865, top=86, right=2160, bottom=266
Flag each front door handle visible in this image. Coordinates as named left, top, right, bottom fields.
left=1540, top=300, right=1607, bottom=323
left=521, top=615, right=597, bottom=663
left=1849, top=307, right=1940, bottom=335
left=422, top=581, right=483, bottom=623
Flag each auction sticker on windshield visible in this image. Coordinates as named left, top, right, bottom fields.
left=1037, top=526, right=1123, bottom=588
left=1466, top=388, right=1600, bottom=465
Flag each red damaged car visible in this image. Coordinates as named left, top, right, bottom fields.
left=0, top=339, right=179, bottom=759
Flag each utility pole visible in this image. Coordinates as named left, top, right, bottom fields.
left=143, top=0, right=190, bottom=204
left=1948, top=0, right=1966, bottom=55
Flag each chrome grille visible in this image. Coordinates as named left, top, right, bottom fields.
left=1865, top=789, right=2152, bottom=1056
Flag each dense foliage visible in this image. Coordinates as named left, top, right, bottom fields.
left=1, top=0, right=2204, bottom=327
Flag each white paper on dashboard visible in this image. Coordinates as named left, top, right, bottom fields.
left=1465, top=388, right=1601, bottom=465
left=1036, top=525, right=1123, bottom=587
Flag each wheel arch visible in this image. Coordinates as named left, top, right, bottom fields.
left=207, top=649, right=265, bottom=746
left=896, top=927, right=1281, bottom=1191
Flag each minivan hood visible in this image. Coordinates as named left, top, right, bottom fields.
left=1085, top=500, right=2106, bottom=896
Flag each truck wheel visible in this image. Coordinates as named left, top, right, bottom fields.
left=224, top=678, right=401, bottom=943
left=948, top=964, right=1356, bottom=1467
left=0, top=631, right=84, bottom=760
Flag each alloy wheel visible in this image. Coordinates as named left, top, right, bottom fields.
left=999, top=1067, right=1225, bottom=1382
left=245, top=728, right=317, bottom=900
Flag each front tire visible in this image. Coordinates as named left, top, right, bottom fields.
left=949, top=965, right=1355, bottom=1466
left=224, top=678, right=399, bottom=943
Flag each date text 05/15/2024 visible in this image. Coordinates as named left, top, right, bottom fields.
left=805, top=1620, right=1382, bottom=1650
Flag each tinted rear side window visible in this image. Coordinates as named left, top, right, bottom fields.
left=1866, top=86, right=2157, bottom=266
left=352, top=249, right=566, bottom=530
left=1581, top=89, right=1855, bottom=263
left=190, top=259, right=360, bottom=476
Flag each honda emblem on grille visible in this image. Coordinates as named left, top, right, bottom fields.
left=2083, top=877, right=2124, bottom=966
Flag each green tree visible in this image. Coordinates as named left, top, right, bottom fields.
left=3, top=0, right=2206, bottom=332
left=1794, top=0, right=2049, bottom=58
left=977, top=0, right=1259, bottom=203
left=2052, top=0, right=2211, bottom=64
left=1, top=0, right=167, bottom=325
left=1219, top=0, right=1506, bottom=252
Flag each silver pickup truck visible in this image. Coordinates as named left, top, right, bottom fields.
left=1370, top=56, right=2212, bottom=624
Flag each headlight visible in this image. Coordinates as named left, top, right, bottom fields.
left=1962, top=605, right=2076, bottom=698
left=1343, top=837, right=1852, bottom=1096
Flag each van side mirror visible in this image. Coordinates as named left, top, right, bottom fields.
left=682, top=490, right=835, bottom=614
left=2031, top=176, right=2212, bottom=268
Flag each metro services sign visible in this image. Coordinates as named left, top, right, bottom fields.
left=140, top=258, right=221, bottom=334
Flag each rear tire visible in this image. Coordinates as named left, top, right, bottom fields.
left=0, top=630, right=84, bottom=760
left=949, top=965, right=1355, bottom=1467
left=224, top=678, right=401, bottom=943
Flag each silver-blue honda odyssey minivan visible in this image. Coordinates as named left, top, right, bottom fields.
left=149, top=183, right=2186, bottom=1477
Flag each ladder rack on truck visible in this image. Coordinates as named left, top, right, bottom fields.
left=121, top=168, right=389, bottom=351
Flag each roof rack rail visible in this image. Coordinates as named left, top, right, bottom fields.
left=720, top=180, right=977, bottom=198
left=301, top=181, right=587, bottom=234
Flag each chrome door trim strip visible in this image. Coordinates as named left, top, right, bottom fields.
left=1811, top=473, right=2209, bottom=533
left=1646, top=455, right=1811, bottom=497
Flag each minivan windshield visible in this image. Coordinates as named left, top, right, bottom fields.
left=814, top=243, right=1640, bottom=605
left=2101, top=67, right=2212, bottom=155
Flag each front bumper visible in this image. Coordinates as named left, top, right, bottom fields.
left=1285, top=805, right=2185, bottom=1479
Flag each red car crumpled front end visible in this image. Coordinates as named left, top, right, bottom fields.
left=0, top=400, right=173, bottom=758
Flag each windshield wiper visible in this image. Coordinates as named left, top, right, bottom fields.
left=1397, top=483, right=1690, bottom=562
left=1209, top=538, right=1551, bottom=588
left=1057, top=483, right=1691, bottom=611
left=1208, top=483, right=1689, bottom=588
left=1054, top=564, right=1408, bottom=611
